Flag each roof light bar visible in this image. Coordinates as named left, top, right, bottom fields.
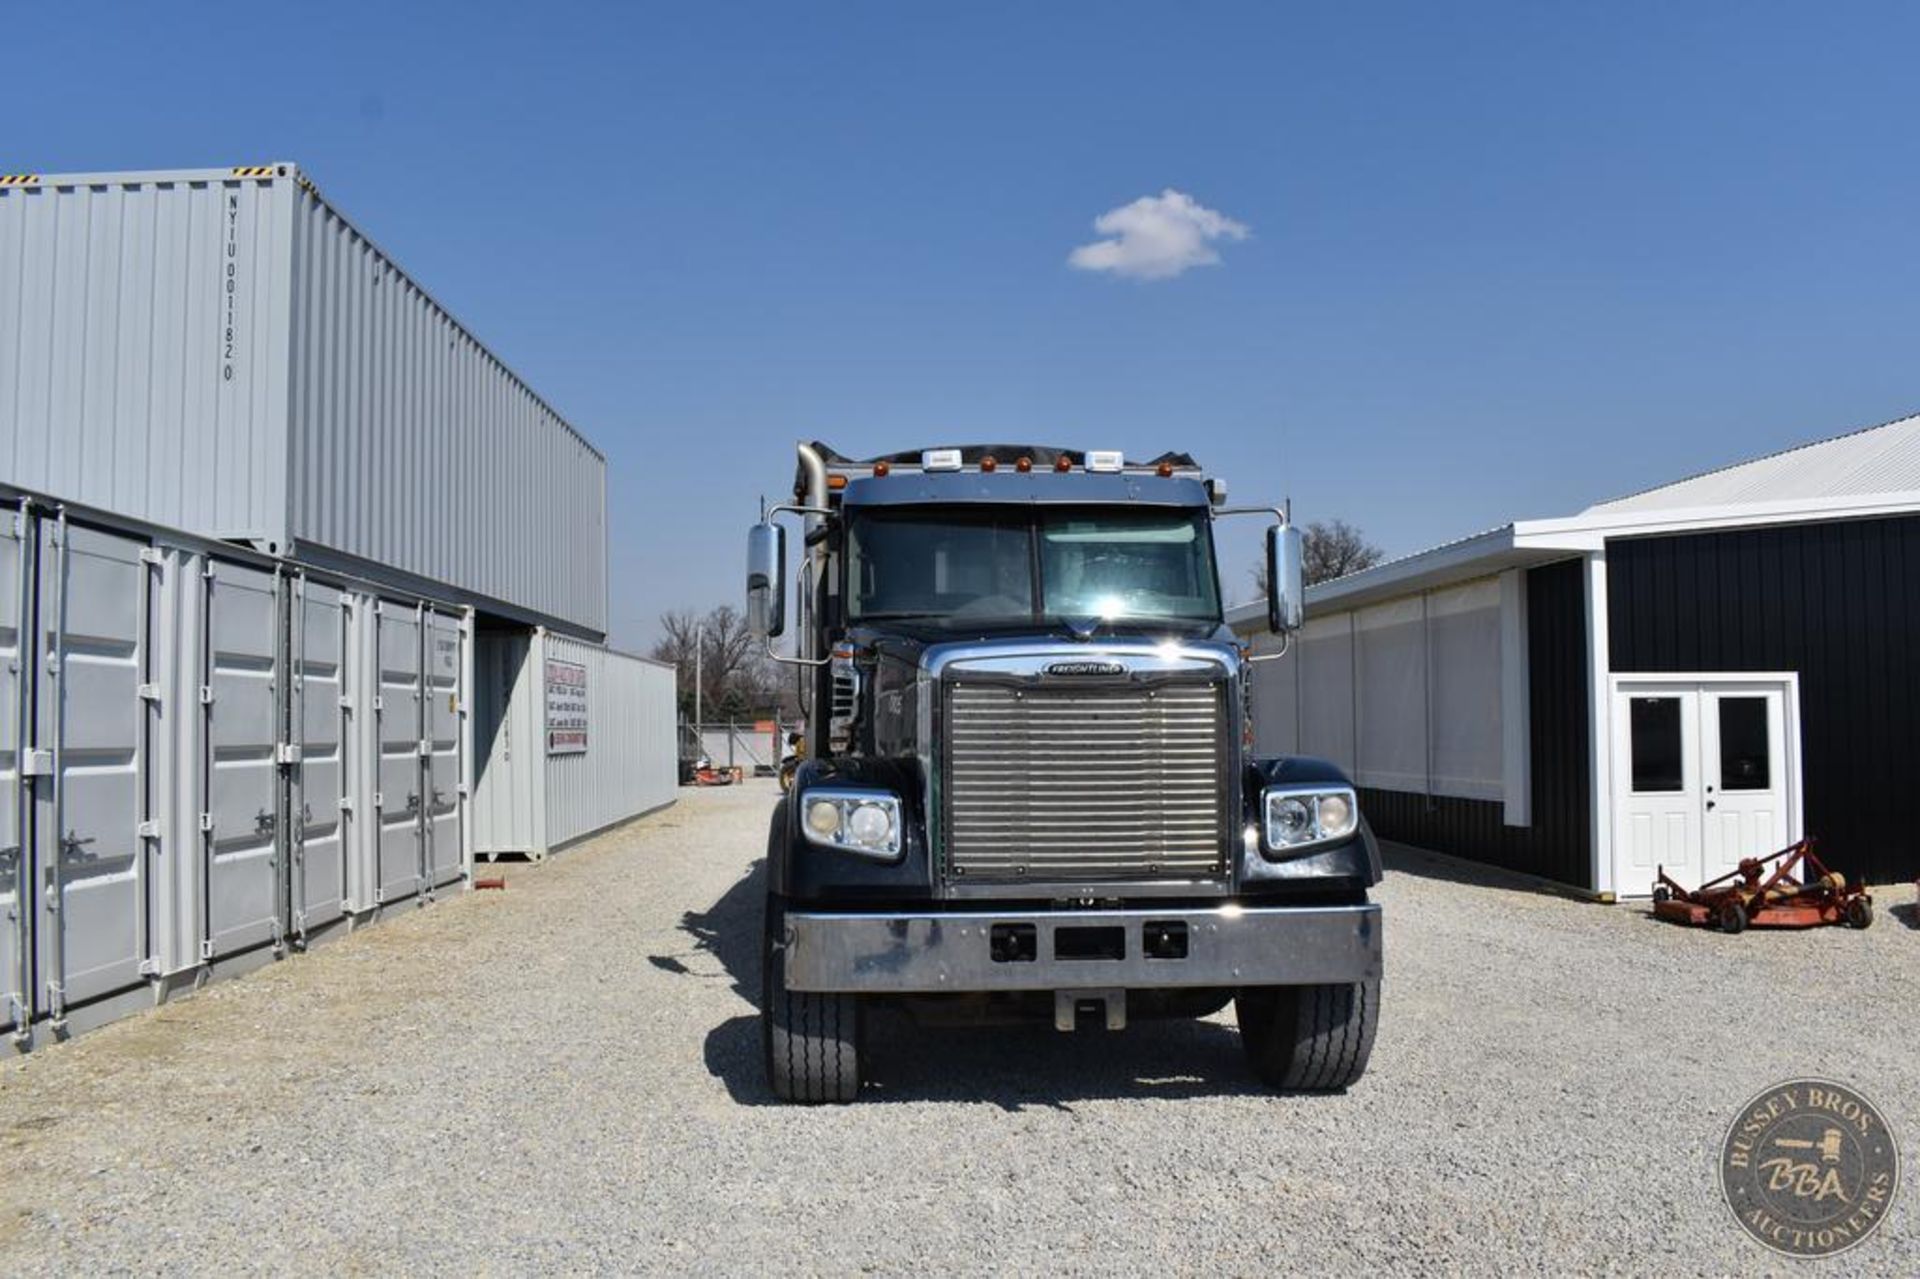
left=1085, top=450, right=1124, bottom=473
left=922, top=448, right=962, bottom=472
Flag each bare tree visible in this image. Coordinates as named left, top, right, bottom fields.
left=652, top=604, right=797, bottom=720
left=1252, top=518, right=1386, bottom=591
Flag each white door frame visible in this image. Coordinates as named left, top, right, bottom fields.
left=1606, top=671, right=1804, bottom=896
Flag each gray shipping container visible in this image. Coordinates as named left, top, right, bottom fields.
left=3, top=484, right=472, bottom=1050
left=472, top=631, right=676, bottom=859
left=0, top=164, right=606, bottom=636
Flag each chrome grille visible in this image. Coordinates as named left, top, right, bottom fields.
left=944, top=680, right=1228, bottom=881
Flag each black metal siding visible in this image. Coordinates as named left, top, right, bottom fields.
left=1608, top=515, right=1920, bottom=885
left=1360, top=557, right=1594, bottom=889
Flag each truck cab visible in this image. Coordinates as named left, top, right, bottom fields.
left=746, top=443, right=1381, bottom=1102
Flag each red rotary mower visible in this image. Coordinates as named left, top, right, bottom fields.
left=1652, top=839, right=1873, bottom=934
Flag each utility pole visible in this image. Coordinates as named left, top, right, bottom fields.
left=693, top=617, right=703, bottom=756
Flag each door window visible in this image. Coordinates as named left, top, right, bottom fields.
left=1629, top=697, right=1684, bottom=792
left=1716, top=696, right=1771, bottom=791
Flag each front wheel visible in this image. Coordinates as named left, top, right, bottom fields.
left=762, top=896, right=864, bottom=1103
left=1236, top=980, right=1379, bottom=1091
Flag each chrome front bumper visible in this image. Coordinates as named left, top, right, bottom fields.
left=781, top=903, right=1381, bottom=993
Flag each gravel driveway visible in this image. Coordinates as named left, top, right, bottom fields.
left=2, top=779, right=1914, bottom=1273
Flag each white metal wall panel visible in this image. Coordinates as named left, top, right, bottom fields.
left=1296, top=614, right=1356, bottom=777
left=472, top=632, right=675, bottom=856
left=290, top=574, right=349, bottom=934
left=1428, top=579, right=1505, bottom=801
left=0, top=176, right=295, bottom=544
left=471, top=631, right=539, bottom=855
left=201, top=560, right=283, bottom=958
left=541, top=636, right=676, bottom=850
left=1, top=509, right=27, bottom=1033
left=36, top=519, right=152, bottom=1014
left=1355, top=598, right=1428, bottom=793
left=1247, top=633, right=1300, bottom=757
left=422, top=609, right=465, bottom=888
left=373, top=602, right=424, bottom=904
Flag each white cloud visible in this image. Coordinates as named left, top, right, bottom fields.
left=1067, top=189, right=1250, bottom=280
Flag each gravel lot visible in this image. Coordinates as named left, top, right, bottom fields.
left=2, top=779, right=1915, bottom=1273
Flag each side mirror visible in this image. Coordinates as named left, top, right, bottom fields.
left=746, top=521, right=786, bottom=640
left=1266, top=524, right=1305, bottom=633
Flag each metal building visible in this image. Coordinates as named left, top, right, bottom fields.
left=1233, top=411, right=1920, bottom=897
left=0, top=164, right=606, bottom=636
left=1, top=164, right=672, bottom=1050
left=471, top=630, right=677, bottom=859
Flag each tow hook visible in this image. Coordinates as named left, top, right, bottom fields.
left=1055, top=988, right=1125, bottom=1032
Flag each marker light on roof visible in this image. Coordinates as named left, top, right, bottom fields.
left=922, top=449, right=962, bottom=472
left=873, top=460, right=890, bottom=477
left=1086, top=450, right=1124, bottom=473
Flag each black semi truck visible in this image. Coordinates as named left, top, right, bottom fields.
left=746, top=443, right=1382, bottom=1102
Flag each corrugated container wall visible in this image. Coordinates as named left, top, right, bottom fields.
left=472, top=631, right=676, bottom=858
left=0, top=165, right=606, bottom=636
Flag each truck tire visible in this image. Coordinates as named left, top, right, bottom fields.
left=762, top=896, right=863, bottom=1103
left=1236, top=980, right=1379, bottom=1091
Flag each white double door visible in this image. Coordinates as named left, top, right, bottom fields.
left=1611, top=677, right=1799, bottom=898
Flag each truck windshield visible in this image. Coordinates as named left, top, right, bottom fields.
left=847, top=508, right=1221, bottom=629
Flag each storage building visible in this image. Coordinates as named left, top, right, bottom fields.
left=0, top=165, right=672, bottom=1050
left=1234, top=412, right=1920, bottom=898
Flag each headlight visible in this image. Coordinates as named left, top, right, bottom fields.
left=798, top=789, right=903, bottom=860
left=1262, top=784, right=1360, bottom=856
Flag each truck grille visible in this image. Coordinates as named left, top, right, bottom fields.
left=944, top=681, right=1229, bottom=882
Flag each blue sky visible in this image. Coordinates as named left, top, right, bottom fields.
left=11, top=3, right=1920, bottom=647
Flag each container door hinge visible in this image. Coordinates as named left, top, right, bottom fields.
left=136, top=819, right=161, bottom=840
left=138, top=682, right=162, bottom=704
left=456, top=782, right=470, bottom=798
left=21, top=750, right=52, bottom=778
left=199, top=813, right=215, bottom=833
left=46, top=982, right=66, bottom=1028
left=417, top=740, right=432, bottom=758
left=138, top=957, right=161, bottom=977
left=338, top=695, right=354, bottom=713
left=339, top=797, right=354, bottom=814
left=276, top=743, right=302, bottom=765
left=199, top=685, right=214, bottom=705
left=139, top=547, right=165, bottom=566
left=373, top=792, right=384, bottom=808
left=199, top=940, right=216, bottom=962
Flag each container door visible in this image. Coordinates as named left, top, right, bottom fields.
left=36, top=520, right=150, bottom=1014
left=290, top=576, right=348, bottom=934
left=423, top=610, right=464, bottom=889
left=375, top=603, right=423, bottom=903
left=201, top=561, right=283, bottom=959
left=0, top=510, right=30, bottom=1034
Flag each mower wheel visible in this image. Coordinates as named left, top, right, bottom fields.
left=1717, top=901, right=1748, bottom=935
left=1847, top=897, right=1874, bottom=930
left=1651, top=886, right=1671, bottom=905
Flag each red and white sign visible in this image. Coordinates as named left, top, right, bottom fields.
left=546, top=658, right=589, bottom=754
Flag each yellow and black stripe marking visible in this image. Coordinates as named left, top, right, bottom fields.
left=230, top=165, right=280, bottom=178
left=0, top=174, right=41, bottom=187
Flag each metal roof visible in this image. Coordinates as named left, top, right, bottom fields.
left=1585, top=410, right=1920, bottom=514
left=1227, top=408, right=1920, bottom=628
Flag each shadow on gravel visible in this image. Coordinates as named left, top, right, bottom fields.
left=1380, top=841, right=1586, bottom=902
left=676, top=863, right=1299, bottom=1110
left=1892, top=900, right=1920, bottom=931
